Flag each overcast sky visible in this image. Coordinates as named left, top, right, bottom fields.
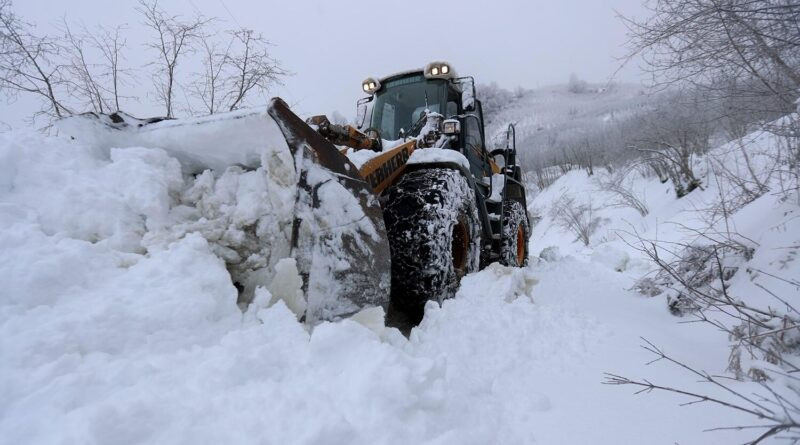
left=3, top=0, right=648, bottom=126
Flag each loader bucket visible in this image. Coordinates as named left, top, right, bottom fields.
left=267, top=98, right=391, bottom=324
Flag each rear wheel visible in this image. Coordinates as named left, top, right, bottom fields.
left=499, top=200, right=530, bottom=267
left=383, top=168, right=481, bottom=322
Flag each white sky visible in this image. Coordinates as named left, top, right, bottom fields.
left=2, top=0, right=648, bottom=126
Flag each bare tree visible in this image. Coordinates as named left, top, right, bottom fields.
left=632, top=90, right=713, bottom=197
left=622, top=0, right=800, bottom=108
left=138, top=0, right=208, bottom=117
left=61, top=21, right=109, bottom=113
left=0, top=0, right=71, bottom=119
left=189, top=27, right=285, bottom=115
left=90, top=24, right=129, bottom=112
left=189, top=34, right=231, bottom=115
left=224, top=28, right=284, bottom=111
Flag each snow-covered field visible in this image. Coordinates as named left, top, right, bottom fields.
left=1, top=110, right=796, bottom=444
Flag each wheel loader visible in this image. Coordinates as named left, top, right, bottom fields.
left=268, top=61, right=530, bottom=324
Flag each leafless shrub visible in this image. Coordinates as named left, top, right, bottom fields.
left=641, top=242, right=754, bottom=315
left=597, top=169, right=649, bottom=216
left=550, top=194, right=605, bottom=246
left=605, top=338, right=800, bottom=444
left=567, top=73, right=588, bottom=94
left=710, top=141, right=772, bottom=212
left=625, top=228, right=799, bottom=373
left=617, top=229, right=799, bottom=442
left=631, top=276, right=662, bottom=297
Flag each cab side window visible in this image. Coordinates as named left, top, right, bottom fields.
left=446, top=101, right=458, bottom=118
left=463, top=116, right=487, bottom=177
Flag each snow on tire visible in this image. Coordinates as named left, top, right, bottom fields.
left=500, top=200, right=530, bottom=267
left=383, top=168, right=481, bottom=314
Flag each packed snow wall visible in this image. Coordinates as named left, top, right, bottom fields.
left=48, top=109, right=299, bottom=308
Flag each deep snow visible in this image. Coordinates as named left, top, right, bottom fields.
left=1, top=109, right=795, bottom=444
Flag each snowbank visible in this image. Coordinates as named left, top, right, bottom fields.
left=55, top=109, right=290, bottom=174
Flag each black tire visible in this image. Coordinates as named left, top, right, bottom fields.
left=499, top=200, right=530, bottom=267
left=383, top=168, right=481, bottom=317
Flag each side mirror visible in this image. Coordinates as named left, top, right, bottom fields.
left=454, top=76, right=476, bottom=112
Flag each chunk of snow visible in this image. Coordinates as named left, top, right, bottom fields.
left=538, top=245, right=562, bottom=262
left=590, top=245, right=630, bottom=272
left=349, top=306, right=387, bottom=337
left=267, top=257, right=307, bottom=318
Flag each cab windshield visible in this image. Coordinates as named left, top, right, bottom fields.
left=370, top=75, right=447, bottom=139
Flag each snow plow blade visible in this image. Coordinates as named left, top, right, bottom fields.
left=267, top=98, right=391, bottom=324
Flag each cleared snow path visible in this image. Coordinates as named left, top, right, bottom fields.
left=1, top=255, right=747, bottom=444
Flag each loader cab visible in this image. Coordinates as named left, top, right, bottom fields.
left=368, top=74, right=457, bottom=140
left=360, top=64, right=489, bottom=178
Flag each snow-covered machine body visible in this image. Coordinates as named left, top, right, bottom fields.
left=268, top=61, right=530, bottom=323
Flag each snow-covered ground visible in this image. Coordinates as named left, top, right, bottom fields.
left=1, top=110, right=796, bottom=444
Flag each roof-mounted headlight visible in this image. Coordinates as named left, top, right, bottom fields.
left=362, top=77, right=381, bottom=95
left=424, top=61, right=455, bottom=79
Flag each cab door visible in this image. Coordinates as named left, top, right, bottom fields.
left=461, top=102, right=491, bottom=179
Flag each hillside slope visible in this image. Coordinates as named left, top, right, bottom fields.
left=483, top=83, right=657, bottom=169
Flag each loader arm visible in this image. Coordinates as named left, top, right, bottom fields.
left=306, top=115, right=381, bottom=152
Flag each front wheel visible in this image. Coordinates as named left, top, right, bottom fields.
left=499, top=200, right=530, bottom=267
left=383, top=168, right=481, bottom=320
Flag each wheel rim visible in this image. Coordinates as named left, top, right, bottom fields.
left=452, top=220, right=469, bottom=273
left=515, top=226, right=525, bottom=265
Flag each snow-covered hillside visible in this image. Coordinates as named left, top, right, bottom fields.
left=1, top=109, right=797, bottom=444
left=483, top=83, right=656, bottom=167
